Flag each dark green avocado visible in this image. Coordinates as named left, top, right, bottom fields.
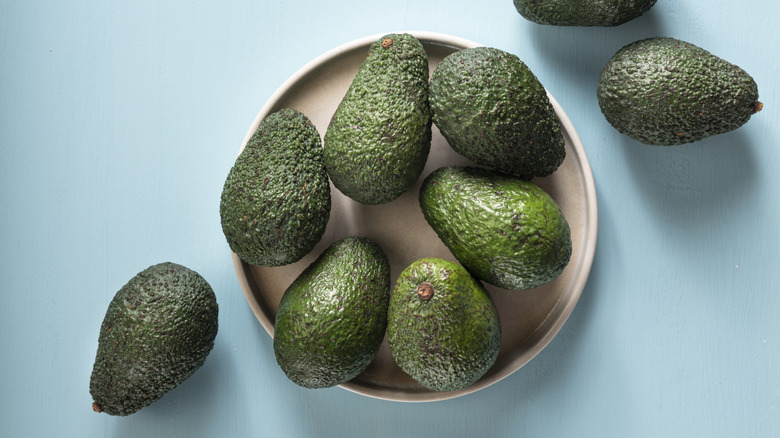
left=598, top=37, right=763, bottom=145
left=273, top=236, right=391, bottom=389
left=323, top=33, right=432, bottom=205
left=513, top=0, right=657, bottom=26
left=429, top=46, right=565, bottom=178
left=387, top=257, right=501, bottom=392
left=90, top=262, right=219, bottom=416
left=419, top=166, right=572, bottom=290
left=220, top=108, right=331, bottom=266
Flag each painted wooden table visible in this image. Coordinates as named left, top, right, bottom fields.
left=2, top=1, right=778, bottom=436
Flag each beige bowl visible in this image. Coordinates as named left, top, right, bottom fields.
left=231, top=31, right=598, bottom=402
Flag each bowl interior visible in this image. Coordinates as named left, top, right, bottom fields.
left=231, top=31, right=598, bottom=402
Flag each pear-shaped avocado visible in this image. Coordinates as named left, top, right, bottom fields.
left=90, top=262, right=219, bottom=416
left=323, top=33, right=432, bottom=205
left=220, top=108, right=331, bottom=267
left=514, top=0, right=657, bottom=26
left=419, top=166, right=572, bottom=290
left=387, top=257, right=501, bottom=392
left=273, top=236, right=391, bottom=388
left=598, top=37, right=762, bottom=145
left=429, top=47, right=565, bottom=178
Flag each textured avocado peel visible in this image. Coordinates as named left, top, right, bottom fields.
left=387, top=258, right=501, bottom=392
left=220, top=108, right=331, bottom=266
left=514, top=0, right=658, bottom=27
left=273, top=236, right=391, bottom=389
left=429, top=46, right=565, bottom=178
left=323, top=33, right=432, bottom=205
left=419, top=166, right=572, bottom=290
left=597, top=37, right=762, bottom=145
left=89, top=262, right=219, bottom=416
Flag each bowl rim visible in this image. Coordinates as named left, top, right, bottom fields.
left=231, top=30, right=599, bottom=402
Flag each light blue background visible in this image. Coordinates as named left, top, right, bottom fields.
left=2, top=1, right=778, bottom=436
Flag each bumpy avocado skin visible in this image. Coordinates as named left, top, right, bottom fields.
left=323, top=33, right=432, bottom=205
left=420, top=166, right=572, bottom=290
left=90, top=262, right=219, bottom=416
left=598, top=37, right=762, bottom=145
left=273, top=236, right=391, bottom=389
left=513, top=0, right=657, bottom=26
left=220, top=108, right=331, bottom=266
left=387, top=257, right=501, bottom=392
left=429, top=47, right=565, bottom=178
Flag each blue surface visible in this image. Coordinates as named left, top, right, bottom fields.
left=2, top=0, right=779, bottom=436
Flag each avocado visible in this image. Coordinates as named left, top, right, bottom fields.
left=90, top=262, right=219, bottom=416
left=387, top=257, right=501, bottom=392
left=273, top=236, right=391, bottom=388
left=419, top=166, right=571, bottom=290
left=220, top=108, right=331, bottom=266
left=598, top=37, right=763, bottom=145
left=513, top=0, right=657, bottom=26
left=429, top=46, right=565, bottom=178
left=323, top=33, right=432, bottom=205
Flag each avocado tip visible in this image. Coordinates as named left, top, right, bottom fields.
left=753, top=101, right=764, bottom=114
left=92, top=401, right=103, bottom=413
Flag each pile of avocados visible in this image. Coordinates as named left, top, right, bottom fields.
left=89, top=0, right=763, bottom=416
left=220, top=32, right=576, bottom=393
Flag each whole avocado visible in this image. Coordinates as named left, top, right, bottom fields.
left=429, top=47, right=565, bottom=178
left=90, top=262, right=219, bottom=416
left=598, top=37, right=763, bottom=145
left=323, top=33, right=432, bottom=205
left=273, top=236, right=391, bottom=389
left=420, top=166, right=572, bottom=290
left=220, top=108, right=331, bottom=266
left=387, top=257, right=501, bottom=392
left=513, top=0, right=657, bottom=26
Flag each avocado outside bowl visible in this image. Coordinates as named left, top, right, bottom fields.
left=229, top=31, right=598, bottom=402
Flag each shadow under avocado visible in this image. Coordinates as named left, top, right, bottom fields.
left=618, top=128, right=759, bottom=226
left=106, top=337, right=232, bottom=437
left=526, top=8, right=666, bottom=94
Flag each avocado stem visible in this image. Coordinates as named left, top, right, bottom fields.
left=752, top=101, right=764, bottom=114
left=417, top=282, right=434, bottom=301
left=92, top=402, right=103, bottom=413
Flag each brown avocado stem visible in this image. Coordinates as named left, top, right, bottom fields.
left=753, top=101, right=764, bottom=114
left=417, top=282, right=434, bottom=301
left=92, top=401, right=103, bottom=413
